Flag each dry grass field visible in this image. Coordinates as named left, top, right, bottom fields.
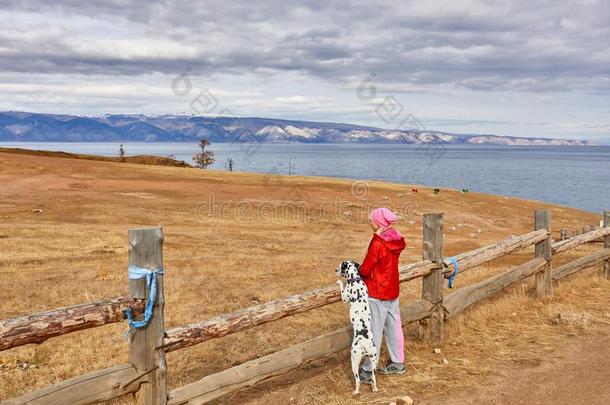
left=0, top=149, right=608, bottom=404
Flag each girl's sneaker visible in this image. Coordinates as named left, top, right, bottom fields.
left=379, top=362, right=406, bottom=375
left=358, top=369, right=373, bottom=383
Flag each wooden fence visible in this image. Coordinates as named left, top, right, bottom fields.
left=1, top=210, right=609, bottom=404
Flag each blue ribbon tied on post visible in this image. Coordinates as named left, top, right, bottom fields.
left=446, top=257, right=459, bottom=288
left=124, top=266, right=164, bottom=338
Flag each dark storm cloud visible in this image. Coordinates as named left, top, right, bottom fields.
left=1, top=0, right=609, bottom=92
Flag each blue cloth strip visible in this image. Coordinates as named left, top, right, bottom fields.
left=124, top=266, right=164, bottom=339
left=446, top=257, right=459, bottom=288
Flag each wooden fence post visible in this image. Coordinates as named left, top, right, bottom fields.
left=419, top=213, right=444, bottom=345
left=604, top=211, right=610, bottom=280
left=128, top=227, right=167, bottom=405
left=534, top=210, right=552, bottom=297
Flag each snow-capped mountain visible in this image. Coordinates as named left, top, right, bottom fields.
left=0, top=111, right=594, bottom=145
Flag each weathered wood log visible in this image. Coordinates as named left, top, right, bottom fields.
left=604, top=211, right=610, bottom=280
left=553, top=249, right=610, bottom=281
left=404, top=231, right=549, bottom=282
left=163, top=260, right=437, bottom=353
left=162, top=285, right=342, bottom=353
left=419, top=213, right=444, bottom=345
left=399, top=260, right=438, bottom=282
left=403, top=231, right=548, bottom=283
left=534, top=210, right=552, bottom=298
left=443, top=229, right=549, bottom=274
left=552, top=227, right=610, bottom=254
left=128, top=227, right=167, bottom=405
left=444, top=257, right=547, bottom=319
left=167, top=299, right=432, bottom=404
left=0, top=296, right=144, bottom=352
left=4, top=364, right=147, bottom=405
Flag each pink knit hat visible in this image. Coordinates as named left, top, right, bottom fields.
left=370, top=207, right=398, bottom=229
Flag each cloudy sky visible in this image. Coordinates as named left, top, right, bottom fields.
left=1, top=0, right=609, bottom=140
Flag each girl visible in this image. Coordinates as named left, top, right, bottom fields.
left=359, top=207, right=407, bottom=382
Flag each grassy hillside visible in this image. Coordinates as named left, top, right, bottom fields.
left=0, top=146, right=191, bottom=167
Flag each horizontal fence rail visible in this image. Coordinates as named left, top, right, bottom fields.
left=162, top=284, right=344, bottom=353
left=551, top=227, right=610, bottom=254
left=2, top=212, right=609, bottom=405
left=442, top=229, right=549, bottom=272
left=444, top=257, right=547, bottom=319
left=0, top=296, right=144, bottom=352
left=553, top=248, right=610, bottom=281
left=4, top=364, right=146, bottom=405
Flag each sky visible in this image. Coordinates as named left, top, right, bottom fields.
left=0, top=0, right=609, bottom=141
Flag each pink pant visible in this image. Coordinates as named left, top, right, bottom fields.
left=362, top=297, right=404, bottom=371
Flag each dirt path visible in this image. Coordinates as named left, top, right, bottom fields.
left=422, top=325, right=610, bottom=405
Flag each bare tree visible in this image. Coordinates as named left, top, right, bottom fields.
left=224, top=158, right=235, bottom=172
left=192, top=138, right=215, bottom=169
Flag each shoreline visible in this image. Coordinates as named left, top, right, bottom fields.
left=1, top=141, right=606, bottom=146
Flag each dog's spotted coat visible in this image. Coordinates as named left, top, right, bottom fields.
left=336, top=260, right=378, bottom=394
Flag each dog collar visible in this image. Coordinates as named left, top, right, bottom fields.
left=346, top=276, right=362, bottom=283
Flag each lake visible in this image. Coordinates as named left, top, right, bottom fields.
left=2, top=142, right=609, bottom=214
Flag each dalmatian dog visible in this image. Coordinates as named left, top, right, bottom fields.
left=335, top=260, right=378, bottom=394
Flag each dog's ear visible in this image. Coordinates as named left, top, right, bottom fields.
left=337, top=261, right=348, bottom=277
left=340, top=261, right=350, bottom=276
left=353, top=262, right=361, bottom=270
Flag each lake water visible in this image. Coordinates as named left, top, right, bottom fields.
left=2, top=142, right=609, bottom=213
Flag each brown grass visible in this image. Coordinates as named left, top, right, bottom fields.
left=0, top=150, right=606, bottom=403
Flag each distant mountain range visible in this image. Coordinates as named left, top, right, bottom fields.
left=0, top=111, right=594, bottom=145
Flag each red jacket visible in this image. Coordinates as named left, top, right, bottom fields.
left=359, top=229, right=406, bottom=300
